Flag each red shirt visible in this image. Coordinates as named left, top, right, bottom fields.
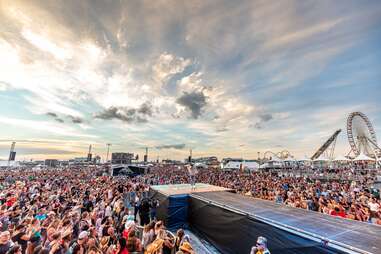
left=122, top=229, right=129, bottom=240
left=330, top=210, right=346, bottom=218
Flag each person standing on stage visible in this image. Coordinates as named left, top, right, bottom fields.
left=186, top=164, right=198, bottom=190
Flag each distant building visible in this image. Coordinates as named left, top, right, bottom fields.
left=162, top=159, right=182, bottom=165
left=111, top=152, right=134, bottom=164
left=221, top=158, right=260, bottom=171
left=45, top=159, right=59, bottom=167
left=74, top=157, right=88, bottom=163
left=190, top=156, right=220, bottom=168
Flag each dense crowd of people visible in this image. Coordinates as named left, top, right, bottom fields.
left=145, top=165, right=381, bottom=224
left=0, top=168, right=196, bottom=254
left=0, top=164, right=380, bottom=254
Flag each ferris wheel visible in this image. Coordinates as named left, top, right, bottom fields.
left=347, top=112, right=381, bottom=157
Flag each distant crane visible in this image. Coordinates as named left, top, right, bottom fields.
left=8, top=142, right=16, bottom=166
left=311, top=129, right=342, bottom=160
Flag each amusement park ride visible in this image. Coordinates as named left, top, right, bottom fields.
left=264, top=112, right=381, bottom=167
left=346, top=112, right=381, bottom=158
left=311, top=112, right=381, bottom=164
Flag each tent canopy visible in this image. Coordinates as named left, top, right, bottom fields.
left=313, top=155, right=330, bottom=162
left=298, top=155, right=311, bottom=162
left=269, top=156, right=283, bottom=162
left=283, top=156, right=296, bottom=162
left=334, top=155, right=351, bottom=162
left=353, top=152, right=375, bottom=161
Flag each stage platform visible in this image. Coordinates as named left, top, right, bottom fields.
left=191, top=191, right=381, bottom=254
left=150, top=183, right=231, bottom=196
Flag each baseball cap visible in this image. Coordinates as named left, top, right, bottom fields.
left=78, top=231, right=89, bottom=240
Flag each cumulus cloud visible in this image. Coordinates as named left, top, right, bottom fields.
left=46, top=112, right=64, bottom=123
left=46, top=112, right=58, bottom=118
left=94, top=102, right=154, bottom=123
left=155, top=144, right=186, bottom=150
left=0, top=0, right=379, bottom=159
left=259, top=113, right=273, bottom=122
left=152, top=53, right=192, bottom=84
left=216, top=127, right=229, bottom=132
left=68, top=115, right=84, bottom=124
left=176, top=91, right=207, bottom=119
left=252, top=113, right=274, bottom=129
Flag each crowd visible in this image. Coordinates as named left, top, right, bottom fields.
left=144, top=165, right=381, bottom=224
left=0, top=164, right=380, bottom=254
left=0, top=168, right=196, bottom=254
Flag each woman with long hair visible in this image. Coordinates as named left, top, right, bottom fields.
left=126, top=230, right=142, bottom=253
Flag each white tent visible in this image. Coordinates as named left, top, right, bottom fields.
left=223, top=161, right=241, bottom=170
left=223, top=161, right=260, bottom=170
left=313, top=156, right=330, bottom=162
left=283, top=156, right=297, bottom=162
left=297, top=155, right=311, bottom=162
left=353, top=152, right=375, bottom=162
left=270, top=156, right=283, bottom=162
left=334, top=155, right=351, bottom=162
left=242, top=161, right=260, bottom=170
left=0, top=161, right=20, bottom=167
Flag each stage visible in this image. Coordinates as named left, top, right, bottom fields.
left=149, top=184, right=381, bottom=254
left=151, top=183, right=231, bottom=195
left=191, top=191, right=381, bottom=254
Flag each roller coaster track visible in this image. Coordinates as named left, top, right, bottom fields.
left=311, top=129, right=341, bottom=160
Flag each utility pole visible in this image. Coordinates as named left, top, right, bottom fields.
left=8, top=142, right=16, bottom=167
left=87, top=145, right=92, bottom=162
left=144, top=147, right=148, bottom=163
left=106, top=143, right=112, bottom=163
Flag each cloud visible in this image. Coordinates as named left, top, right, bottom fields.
left=94, top=102, right=154, bottom=123
left=46, top=112, right=65, bottom=123
left=152, top=53, right=192, bottom=85
left=12, top=147, right=76, bottom=155
left=137, top=102, right=154, bottom=117
left=0, top=81, right=9, bottom=91
left=0, top=0, right=379, bottom=159
left=176, top=91, right=207, bottom=119
left=46, top=112, right=58, bottom=118
left=68, top=115, right=83, bottom=124
left=0, top=116, right=96, bottom=138
left=155, top=144, right=186, bottom=150
left=216, top=127, right=229, bottom=132
left=259, top=113, right=273, bottom=122
left=252, top=113, right=274, bottom=129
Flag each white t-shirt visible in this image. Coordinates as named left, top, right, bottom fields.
left=187, top=165, right=198, bottom=176
left=369, top=202, right=380, bottom=212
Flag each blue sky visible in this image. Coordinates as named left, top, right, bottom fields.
left=0, top=0, right=380, bottom=160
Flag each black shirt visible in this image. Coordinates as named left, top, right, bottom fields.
left=12, top=232, right=28, bottom=254
left=0, top=242, right=12, bottom=254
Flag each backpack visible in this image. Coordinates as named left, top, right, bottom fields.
left=144, top=239, right=164, bottom=254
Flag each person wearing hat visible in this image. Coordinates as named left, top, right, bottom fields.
left=67, top=231, right=88, bottom=254
left=177, top=241, right=195, bottom=254
left=250, top=236, right=271, bottom=254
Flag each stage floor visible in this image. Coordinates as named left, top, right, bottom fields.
left=151, top=183, right=230, bottom=196
left=192, top=191, right=381, bottom=254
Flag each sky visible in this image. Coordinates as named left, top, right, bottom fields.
left=0, top=0, right=381, bottom=161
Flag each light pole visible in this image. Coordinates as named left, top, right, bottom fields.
left=106, top=143, right=112, bottom=163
